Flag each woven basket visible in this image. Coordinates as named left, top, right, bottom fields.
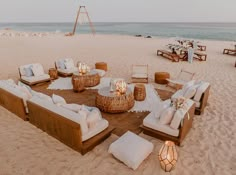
left=155, top=72, right=170, bottom=84
left=48, top=68, right=58, bottom=80
left=134, top=84, right=146, bottom=101
left=72, top=77, right=85, bottom=92
left=72, top=72, right=100, bottom=87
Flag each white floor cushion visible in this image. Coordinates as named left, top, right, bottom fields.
left=21, top=74, right=50, bottom=83
left=108, top=131, right=153, bottom=170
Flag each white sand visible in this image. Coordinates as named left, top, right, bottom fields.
left=0, top=30, right=235, bottom=175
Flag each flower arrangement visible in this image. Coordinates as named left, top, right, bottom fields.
left=115, top=80, right=127, bottom=94
left=171, top=96, right=186, bottom=110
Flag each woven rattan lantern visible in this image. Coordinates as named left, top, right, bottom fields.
left=158, top=141, right=178, bottom=172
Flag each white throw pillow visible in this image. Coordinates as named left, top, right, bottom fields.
left=33, top=92, right=53, bottom=103
left=77, top=110, right=89, bottom=135
left=80, top=105, right=90, bottom=115
left=86, top=109, right=102, bottom=129
left=52, top=94, right=66, bottom=106
left=159, top=107, right=175, bottom=125
left=31, top=64, right=45, bottom=76
left=184, top=86, right=197, bottom=99
left=64, top=59, right=74, bottom=69
left=154, top=102, right=170, bottom=119
left=108, top=131, right=153, bottom=170
left=170, top=109, right=185, bottom=129
left=61, top=104, right=82, bottom=113
left=182, top=80, right=195, bottom=94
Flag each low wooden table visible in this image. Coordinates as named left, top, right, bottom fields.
left=72, top=71, right=100, bottom=87
left=95, top=87, right=134, bottom=113
left=48, top=68, right=58, bottom=80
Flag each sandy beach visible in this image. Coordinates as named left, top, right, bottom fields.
left=0, top=30, right=235, bottom=175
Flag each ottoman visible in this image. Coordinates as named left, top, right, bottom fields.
left=134, top=84, right=146, bottom=101
left=95, top=62, right=108, bottom=71
left=48, top=68, right=58, bottom=80
left=155, top=72, right=170, bottom=84
left=108, top=131, right=153, bottom=170
left=72, top=77, right=85, bottom=92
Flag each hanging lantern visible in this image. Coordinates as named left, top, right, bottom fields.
left=158, top=141, right=178, bottom=172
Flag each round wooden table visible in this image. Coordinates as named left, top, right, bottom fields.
left=48, top=68, right=58, bottom=80
left=95, top=87, right=134, bottom=113
left=155, top=72, right=170, bottom=84
left=72, top=70, right=100, bottom=87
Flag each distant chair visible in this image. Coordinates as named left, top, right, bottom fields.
left=166, top=69, right=195, bottom=90
left=55, top=58, right=78, bottom=77
left=223, top=48, right=236, bottom=56
left=131, top=65, right=148, bottom=83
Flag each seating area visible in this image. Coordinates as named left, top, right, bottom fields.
left=0, top=60, right=211, bottom=169
left=55, top=58, right=78, bottom=77
left=223, top=48, right=236, bottom=56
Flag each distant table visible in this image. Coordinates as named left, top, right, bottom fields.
left=95, top=87, right=134, bottom=113
left=72, top=71, right=100, bottom=87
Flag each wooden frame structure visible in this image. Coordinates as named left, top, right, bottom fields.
left=157, top=50, right=180, bottom=62
left=0, top=88, right=27, bottom=120
left=27, top=101, right=114, bottom=155
left=140, top=103, right=195, bottom=146
left=18, top=68, right=51, bottom=86
left=131, top=64, right=149, bottom=83
left=223, top=49, right=236, bottom=56
left=70, top=6, right=95, bottom=36
left=195, top=85, right=210, bottom=115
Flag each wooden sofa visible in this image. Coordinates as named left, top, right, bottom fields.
left=55, top=58, right=78, bottom=77
left=27, top=97, right=114, bottom=155
left=157, top=50, right=180, bottom=62
left=0, top=87, right=27, bottom=120
left=141, top=101, right=195, bottom=146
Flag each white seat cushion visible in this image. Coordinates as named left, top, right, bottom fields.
left=57, top=67, right=78, bottom=74
left=171, top=89, right=184, bottom=100
left=143, top=112, right=179, bottom=137
left=21, top=74, right=50, bottom=83
left=64, top=58, right=75, bottom=69
left=82, top=119, right=108, bottom=142
left=31, top=64, right=45, bottom=76
left=132, top=73, right=148, bottom=79
left=108, top=131, right=153, bottom=170
left=93, top=69, right=106, bottom=77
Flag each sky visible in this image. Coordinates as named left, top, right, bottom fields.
left=0, top=0, right=236, bottom=23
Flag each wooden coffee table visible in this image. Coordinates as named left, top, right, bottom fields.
left=95, top=87, right=135, bottom=113
left=72, top=71, right=100, bottom=87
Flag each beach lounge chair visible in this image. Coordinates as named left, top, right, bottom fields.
left=19, top=63, right=51, bottom=86
left=55, top=58, right=78, bottom=77
left=197, top=45, right=206, bottom=51
left=223, top=49, right=236, bottom=56
left=171, top=81, right=210, bottom=115
left=131, top=64, right=148, bottom=83
left=157, top=50, right=180, bottom=62
left=27, top=95, right=114, bottom=155
left=140, top=99, right=195, bottom=146
left=166, top=69, right=195, bottom=90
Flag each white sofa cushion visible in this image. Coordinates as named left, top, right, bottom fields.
left=184, top=85, right=197, bottom=99
left=82, top=119, right=108, bottom=142
left=93, top=69, right=106, bottom=77
left=64, top=58, right=75, bottom=69
left=182, top=80, right=195, bottom=94
left=21, top=74, right=50, bottom=83
left=143, top=112, right=179, bottom=137
left=171, top=89, right=184, bottom=100
left=52, top=94, right=66, bottom=106
left=108, top=131, right=153, bottom=170
left=31, top=64, right=45, bottom=76
left=56, top=59, right=66, bottom=69
left=170, top=99, right=194, bottom=129
left=57, top=67, right=78, bottom=74
left=29, top=96, right=89, bottom=135
left=153, top=100, right=171, bottom=119
left=19, top=64, right=33, bottom=76
left=193, top=82, right=210, bottom=102
left=61, top=103, right=82, bottom=113
left=86, top=109, right=102, bottom=129
left=159, top=107, right=175, bottom=125
left=24, top=66, right=34, bottom=77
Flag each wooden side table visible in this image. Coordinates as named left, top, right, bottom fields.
left=134, top=84, right=146, bottom=101
left=155, top=72, right=170, bottom=84
left=95, top=62, right=108, bottom=71
left=49, top=68, right=58, bottom=80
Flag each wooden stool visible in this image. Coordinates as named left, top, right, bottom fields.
left=155, top=72, right=170, bottom=84
left=72, top=77, right=85, bottom=92
left=95, top=62, right=108, bottom=71
left=48, top=68, right=58, bottom=80
left=134, top=84, right=146, bottom=101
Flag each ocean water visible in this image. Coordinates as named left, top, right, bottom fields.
left=0, top=22, right=236, bottom=41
